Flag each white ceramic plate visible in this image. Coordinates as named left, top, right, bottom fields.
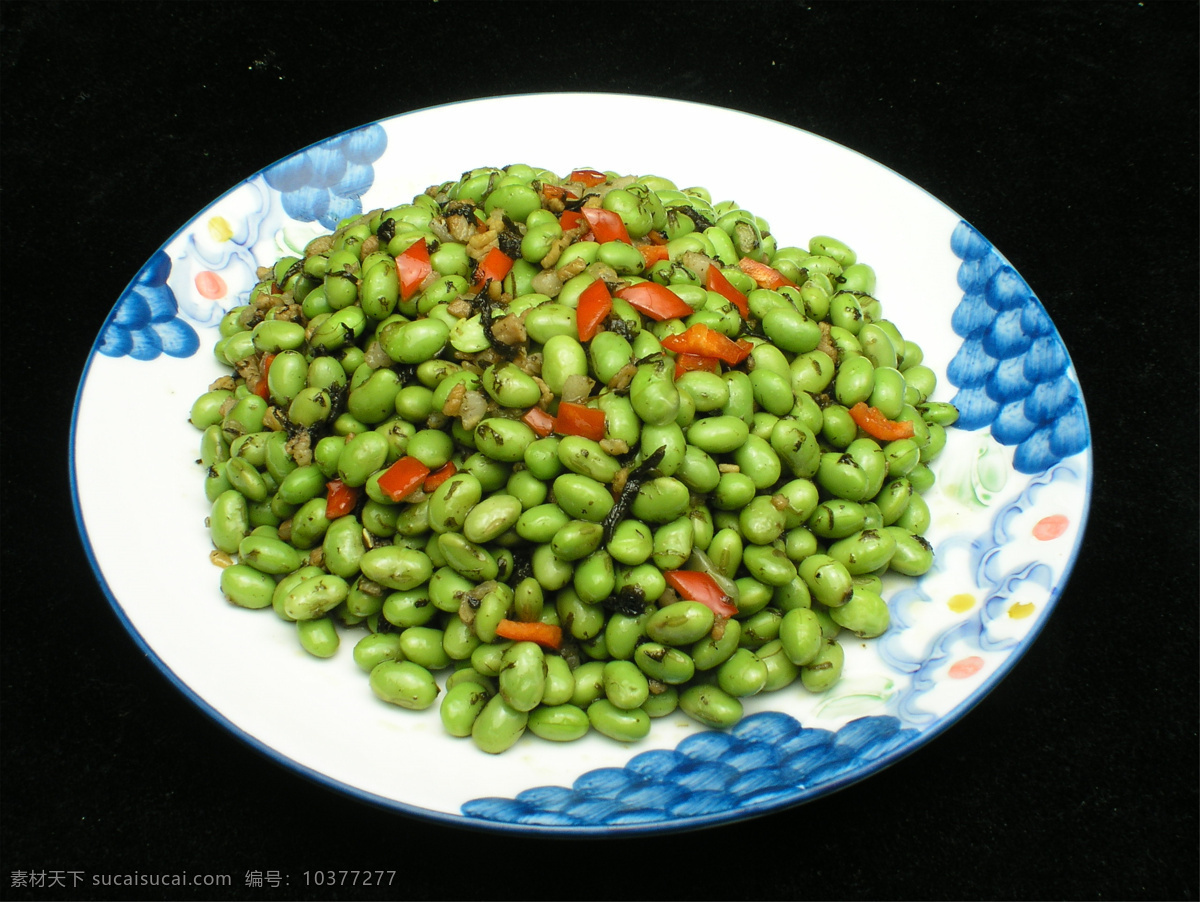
left=71, top=94, right=1091, bottom=835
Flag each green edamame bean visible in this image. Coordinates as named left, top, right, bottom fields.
left=603, top=660, right=650, bottom=710
left=336, top=431, right=388, bottom=487
left=829, top=587, right=891, bottom=638
left=297, top=617, right=339, bottom=658
left=463, top=493, right=523, bottom=544
left=797, top=554, right=854, bottom=607
left=675, top=444, right=721, bottom=494
left=750, top=367, right=795, bottom=417
left=762, top=305, right=821, bottom=354
left=757, top=638, right=802, bottom=691
left=440, top=682, right=492, bottom=737
left=497, top=641, right=546, bottom=712
left=646, top=602, right=715, bottom=645
left=834, top=355, right=876, bottom=407
left=516, top=503, right=571, bottom=544
left=573, top=550, right=616, bottom=604
left=209, top=489, right=250, bottom=554
left=482, top=363, right=543, bottom=409
left=540, top=653, right=574, bottom=706
left=320, top=514, right=365, bottom=578
left=587, top=699, right=651, bottom=743
left=428, top=472, right=483, bottom=533
left=858, top=323, right=898, bottom=370
left=527, top=704, right=590, bottom=742
left=808, top=499, right=869, bottom=539
left=686, top=415, right=750, bottom=454
left=606, top=519, right=654, bottom=565
left=770, top=418, right=821, bottom=479
left=359, top=545, right=433, bottom=590
left=629, top=355, right=680, bottom=426
left=717, top=648, right=768, bottom=697
left=780, top=607, right=823, bottom=665
left=371, top=660, right=440, bottom=710
left=474, top=417, right=536, bottom=463
left=679, top=683, right=743, bottom=729
left=557, top=436, right=621, bottom=483
left=219, top=563, right=276, bottom=609
left=868, top=367, right=907, bottom=421
left=801, top=639, right=845, bottom=692
left=896, top=491, right=931, bottom=534
left=552, top=474, right=614, bottom=523
left=649, top=517, right=693, bottom=570
left=282, top=573, right=350, bottom=620
left=816, top=451, right=871, bottom=501
left=732, top=435, right=782, bottom=489
left=630, top=477, right=690, bottom=524
left=738, top=495, right=787, bottom=546
left=883, top=526, right=935, bottom=576
left=556, top=587, right=605, bottom=640
left=790, top=350, right=835, bottom=394
left=741, top=544, right=797, bottom=587
left=438, top=532, right=498, bottom=582
left=238, top=533, right=303, bottom=575
left=551, top=520, right=605, bottom=561
left=353, top=631, right=406, bottom=672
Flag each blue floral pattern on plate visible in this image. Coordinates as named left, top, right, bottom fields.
left=463, top=713, right=919, bottom=827
left=946, top=222, right=1088, bottom=474
left=98, top=250, right=200, bottom=360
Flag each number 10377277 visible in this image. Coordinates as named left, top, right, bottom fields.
left=303, top=870, right=396, bottom=886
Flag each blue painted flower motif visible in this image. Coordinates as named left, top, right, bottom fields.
left=98, top=250, right=199, bottom=360
left=947, top=222, right=1089, bottom=474
left=460, top=713, right=919, bottom=827
left=263, top=123, right=388, bottom=229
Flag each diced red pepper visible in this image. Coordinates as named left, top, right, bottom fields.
left=614, top=282, right=695, bottom=322
left=848, top=402, right=916, bottom=441
left=521, top=406, right=557, bottom=438
left=396, top=237, right=432, bottom=301
left=738, top=256, right=797, bottom=290
left=539, top=182, right=577, bottom=201
left=673, top=352, right=721, bottom=379
left=660, top=324, right=752, bottom=366
left=494, top=619, right=563, bottom=649
left=705, top=264, right=750, bottom=319
left=471, top=247, right=514, bottom=291
left=580, top=207, right=632, bottom=245
left=325, top=479, right=361, bottom=519
left=569, top=168, right=608, bottom=187
left=663, top=570, right=739, bottom=618
left=647, top=230, right=669, bottom=246
left=576, top=279, right=612, bottom=342
left=553, top=401, right=606, bottom=442
left=560, top=209, right=588, bottom=233
left=423, top=461, right=457, bottom=493
left=375, top=455, right=431, bottom=502
left=251, top=352, right=275, bottom=399
left=638, top=244, right=671, bottom=268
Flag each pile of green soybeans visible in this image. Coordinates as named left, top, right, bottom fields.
left=190, top=164, right=958, bottom=754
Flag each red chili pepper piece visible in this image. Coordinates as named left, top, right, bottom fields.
left=705, top=264, right=750, bottom=319
left=539, top=182, right=577, bottom=201
left=614, top=282, right=694, bottom=322
left=848, top=402, right=916, bottom=441
left=324, top=479, right=361, bottom=519
left=638, top=244, right=670, bottom=268
left=576, top=279, right=613, bottom=342
left=673, top=353, right=721, bottom=379
left=375, top=455, right=431, bottom=502
left=663, top=570, right=739, bottom=618
left=396, top=237, right=432, bottom=301
left=423, top=461, right=457, bottom=493
left=660, top=323, right=752, bottom=366
left=580, top=207, right=632, bottom=245
left=553, top=402, right=606, bottom=441
left=521, top=406, right=557, bottom=438
left=738, top=256, right=797, bottom=290
left=569, top=168, right=608, bottom=187
left=494, top=619, right=563, bottom=650
left=471, top=246, right=514, bottom=291
left=560, top=209, right=587, bottom=233
left=251, top=352, right=275, bottom=399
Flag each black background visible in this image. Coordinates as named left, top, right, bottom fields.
left=2, top=2, right=1197, bottom=900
